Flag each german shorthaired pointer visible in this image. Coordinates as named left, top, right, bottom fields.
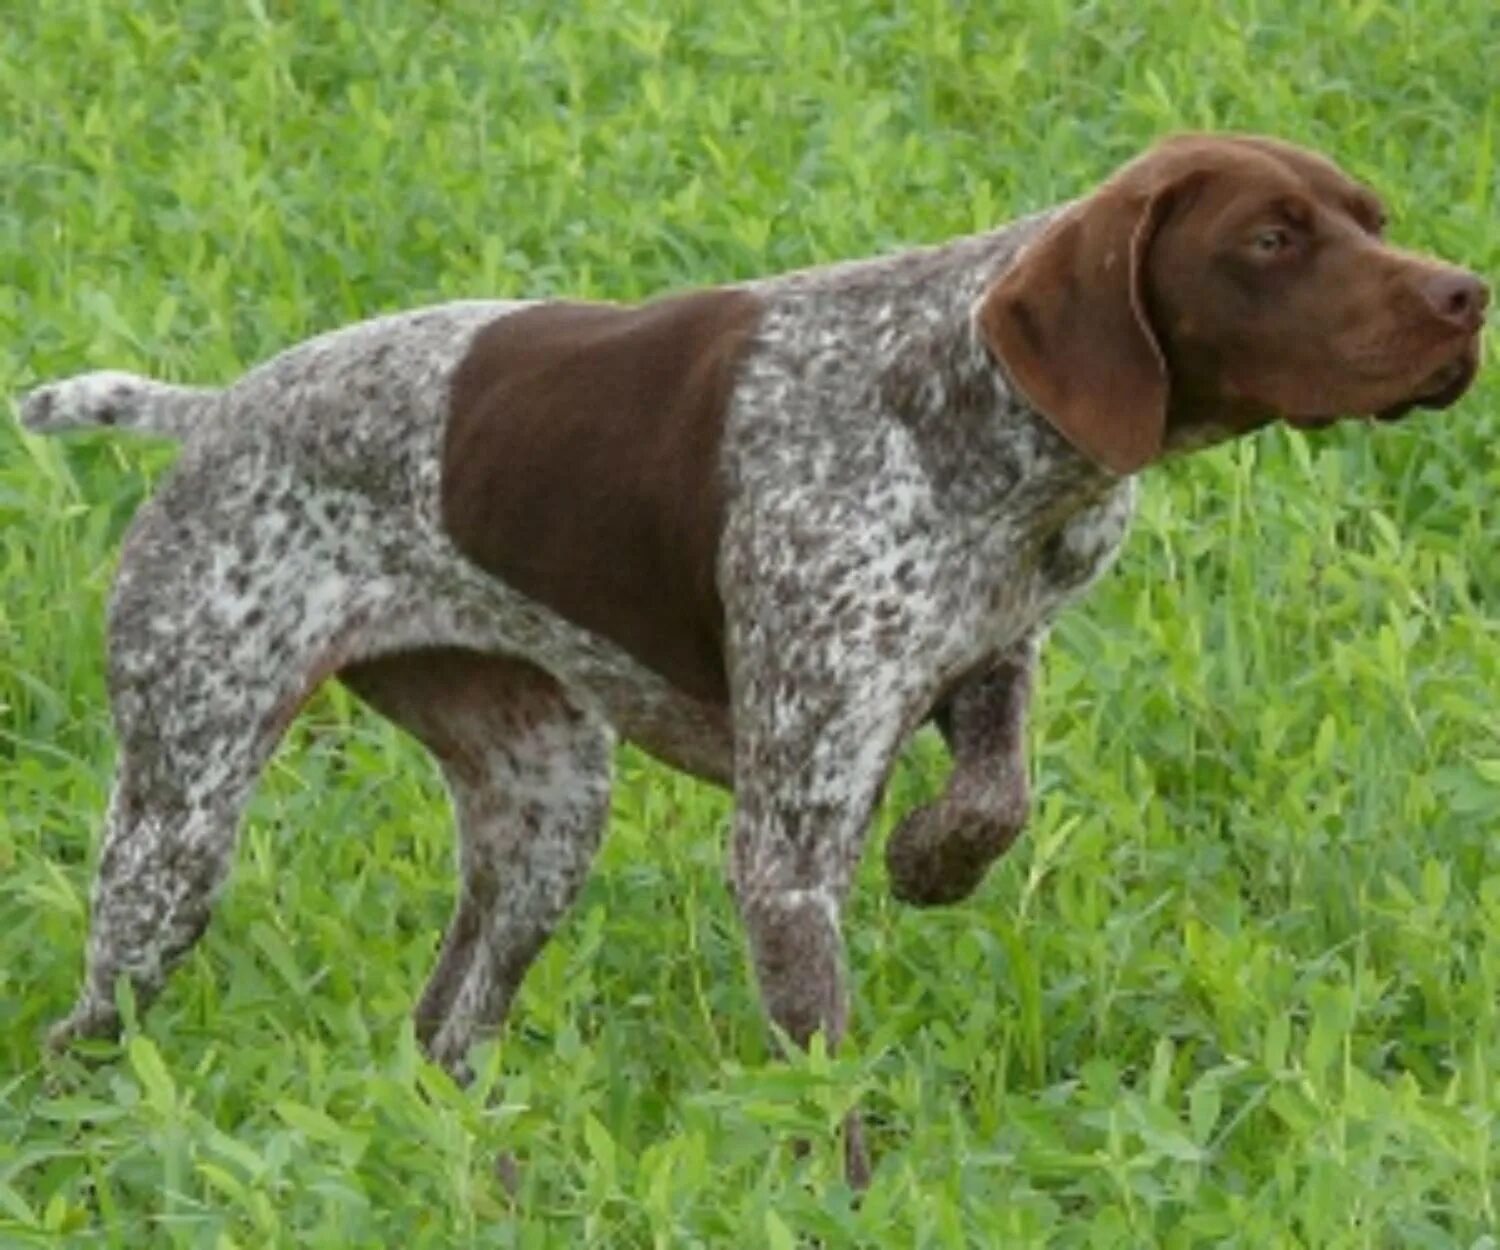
left=22, top=134, right=1487, bottom=1184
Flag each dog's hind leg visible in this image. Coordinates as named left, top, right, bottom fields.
left=48, top=483, right=426, bottom=1050
left=340, top=649, right=614, bottom=1077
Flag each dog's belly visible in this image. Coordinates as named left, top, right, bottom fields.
left=611, top=694, right=735, bottom=785
left=387, top=537, right=738, bottom=786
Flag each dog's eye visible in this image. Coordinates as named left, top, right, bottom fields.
left=1252, top=227, right=1292, bottom=256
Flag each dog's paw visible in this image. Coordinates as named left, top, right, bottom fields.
left=884, top=804, right=1015, bottom=907
left=495, top=1150, right=522, bottom=1197
left=45, top=998, right=122, bottom=1055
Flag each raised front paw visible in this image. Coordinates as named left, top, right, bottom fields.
left=884, top=801, right=1024, bottom=907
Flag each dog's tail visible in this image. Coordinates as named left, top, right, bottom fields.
left=18, top=371, right=219, bottom=441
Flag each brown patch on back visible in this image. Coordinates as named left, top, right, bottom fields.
left=441, top=289, right=763, bottom=706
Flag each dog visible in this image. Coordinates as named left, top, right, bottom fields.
left=21, top=134, right=1488, bottom=1185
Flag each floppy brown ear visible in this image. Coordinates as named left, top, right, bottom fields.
left=977, top=184, right=1182, bottom=475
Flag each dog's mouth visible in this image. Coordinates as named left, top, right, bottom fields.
left=1373, top=352, right=1479, bottom=423
left=1285, top=339, right=1482, bottom=430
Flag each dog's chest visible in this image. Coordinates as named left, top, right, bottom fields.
left=879, top=374, right=1139, bottom=656
left=1033, top=477, right=1136, bottom=601
left=955, top=466, right=1137, bottom=656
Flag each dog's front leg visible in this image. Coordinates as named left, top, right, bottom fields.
left=885, top=634, right=1038, bottom=907
left=728, top=676, right=913, bottom=1190
left=722, top=536, right=949, bottom=1188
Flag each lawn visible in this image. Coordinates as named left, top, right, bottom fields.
left=3, top=1, right=1499, bottom=1245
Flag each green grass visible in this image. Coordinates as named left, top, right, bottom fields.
left=3, top=1, right=1499, bottom=1244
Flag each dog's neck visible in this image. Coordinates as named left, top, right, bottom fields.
left=754, top=211, right=1120, bottom=517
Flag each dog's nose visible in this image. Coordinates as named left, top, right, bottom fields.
left=1421, top=268, right=1490, bottom=332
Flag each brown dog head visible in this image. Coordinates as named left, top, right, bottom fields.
left=978, top=133, right=1489, bottom=474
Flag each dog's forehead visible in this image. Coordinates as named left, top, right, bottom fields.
left=1153, top=134, right=1380, bottom=218
left=1232, top=136, right=1377, bottom=207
